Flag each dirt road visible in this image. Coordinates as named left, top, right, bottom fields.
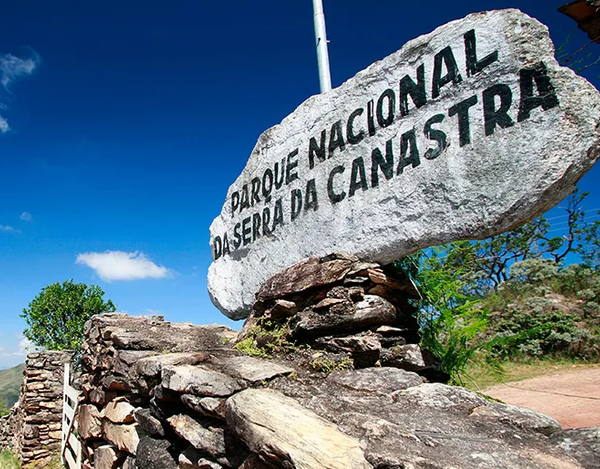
left=485, top=366, right=600, bottom=429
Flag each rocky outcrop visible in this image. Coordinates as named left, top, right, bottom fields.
left=71, top=313, right=598, bottom=468
left=209, top=8, right=600, bottom=320
left=0, top=350, right=72, bottom=468
left=236, top=254, right=441, bottom=379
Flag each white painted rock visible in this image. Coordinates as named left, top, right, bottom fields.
left=209, top=8, right=600, bottom=319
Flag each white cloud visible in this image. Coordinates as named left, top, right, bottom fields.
left=0, top=53, right=38, bottom=89
left=0, top=224, right=19, bottom=233
left=0, top=116, right=8, bottom=133
left=20, top=212, right=32, bottom=221
left=0, top=52, right=40, bottom=133
left=0, top=335, right=39, bottom=360
left=76, top=250, right=172, bottom=281
left=18, top=337, right=37, bottom=354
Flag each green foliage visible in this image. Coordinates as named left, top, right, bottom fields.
left=401, top=244, right=490, bottom=385
left=0, top=449, right=21, bottom=469
left=400, top=188, right=600, bottom=381
left=234, top=317, right=295, bottom=357
left=484, top=259, right=600, bottom=361
left=310, top=356, right=352, bottom=373
left=21, top=279, right=116, bottom=351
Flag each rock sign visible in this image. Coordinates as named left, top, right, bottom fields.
left=208, top=9, right=600, bottom=320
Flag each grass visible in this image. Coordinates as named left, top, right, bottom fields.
left=0, top=449, right=21, bottom=469
left=463, top=357, right=600, bottom=392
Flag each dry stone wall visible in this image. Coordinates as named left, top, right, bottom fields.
left=0, top=350, right=72, bottom=468
left=71, top=258, right=599, bottom=468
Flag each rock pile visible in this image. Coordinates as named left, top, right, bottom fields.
left=237, top=253, right=440, bottom=377
left=0, top=351, right=72, bottom=468
left=72, top=310, right=597, bottom=468
left=77, top=313, right=301, bottom=469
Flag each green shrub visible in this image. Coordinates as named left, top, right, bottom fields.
left=234, top=317, right=295, bottom=357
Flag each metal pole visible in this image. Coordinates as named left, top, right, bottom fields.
left=313, top=0, right=332, bottom=93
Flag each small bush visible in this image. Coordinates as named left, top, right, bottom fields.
left=483, top=260, right=600, bottom=361
left=234, top=317, right=295, bottom=357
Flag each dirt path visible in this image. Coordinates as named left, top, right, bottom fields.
left=484, top=366, right=600, bottom=429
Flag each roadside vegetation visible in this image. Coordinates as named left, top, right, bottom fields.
left=0, top=449, right=20, bottom=469
left=402, top=188, right=600, bottom=386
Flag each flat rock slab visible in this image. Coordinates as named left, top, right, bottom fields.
left=162, top=364, right=245, bottom=397
left=257, top=257, right=354, bottom=300
left=268, top=372, right=584, bottom=468
left=136, top=352, right=208, bottom=378
left=167, top=414, right=226, bottom=458
left=328, top=367, right=423, bottom=394
left=208, top=355, right=295, bottom=383
left=552, top=427, right=600, bottom=469
left=292, top=294, right=397, bottom=337
left=226, top=388, right=372, bottom=469
left=208, top=8, right=600, bottom=319
left=86, top=313, right=237, bottom=351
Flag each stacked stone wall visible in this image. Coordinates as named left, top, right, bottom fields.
left=70, top=255, right=597, bottom=469
left=0, top=350, right=72, bottom=468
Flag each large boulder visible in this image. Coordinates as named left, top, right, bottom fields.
left=209, top=8, right=600, bottom=319
left=268, top=368, right=584, bottom=468
left=226, top=388, right=372, bottom=469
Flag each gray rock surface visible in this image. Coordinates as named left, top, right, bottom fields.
left=94, top=444, right=123, bottom=469
left=181, top=395, right=226, bottom=420
left=161, top=365, right=244, bottom=397
left=84, top=313, right=236, bottom=351
left=380, top=343, right=427, bottom=370
left=269, top=369, right=581, bottom=468
left=552, top=427, right=600, bottom=469
left=208, top=8, right=600, bottom=319
left=136, top=352, right=209, bottom=378
left=72, top=313, right=599, bottom=469
left=328, top=367, right=423, bottom=394
left=167, top=414, right=226, bottom=459
left=225, top=388, right=373, bottom=469
left=293, top=294, right=397, bottom=337
left=135, top=437, right=178, bottom=469
left=134, top=408, right=165, bottom=437
left=207, top=355, right=294, bottom=383
left=476, top=403, right=563, bottom=436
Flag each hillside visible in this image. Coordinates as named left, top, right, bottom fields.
left=0, top=363, right=24, bottom=409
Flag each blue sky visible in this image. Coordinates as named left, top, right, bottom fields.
left=0, top=0, right=599, bottom=368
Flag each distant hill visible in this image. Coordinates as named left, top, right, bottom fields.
left=0, top=363, right=25, bottom=409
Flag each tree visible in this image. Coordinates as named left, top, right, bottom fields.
left=0, top=397, right=9, bottom=417
left=438, top=188, right=596, bottom=296
left=396, top=188, right=600, bottom=377
left=20, top=280, right=116, bottom=350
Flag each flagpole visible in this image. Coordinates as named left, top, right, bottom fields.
left=312, top=0, right=332, bottom=93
